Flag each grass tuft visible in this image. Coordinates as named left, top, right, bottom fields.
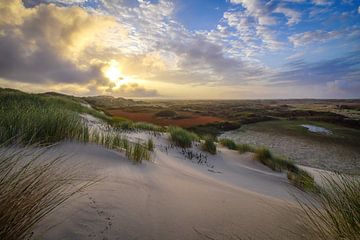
left=237, top=143, right=255, bottom=153
left=168, top=126, right=198, bottom=148
left=126, top=142, right=150, bottom=163
left=0, top=145, right=94, bottom=240
left=298, top=174, right=360, bottom=240
left=219, top=138, right=237, bottom=150
left=201, top=136, right=217, bottom=155
left=147, top=138, right=154, bottom=152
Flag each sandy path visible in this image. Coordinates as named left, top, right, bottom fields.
left=33, top=135, right=308, bottom=240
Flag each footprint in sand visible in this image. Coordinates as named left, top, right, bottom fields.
left=86, top=194, right=114, bottom=239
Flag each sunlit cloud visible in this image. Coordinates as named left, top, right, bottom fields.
left=0, top=0, right=359, bottom=98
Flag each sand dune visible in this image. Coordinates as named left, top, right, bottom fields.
left=33, top=133, right=308, bottom=240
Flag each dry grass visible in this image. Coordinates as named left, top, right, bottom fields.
left=298, top=174, right=360, bottom=240
left=0, top=145, right=94, bottom=240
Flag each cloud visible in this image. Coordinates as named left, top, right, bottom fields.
left=288, top=28, right=359, bottom=47
left=0, top=0, right=118, bottom=85
left=312, top=0, right=333, bottom=6
left=107, top=83, right=160, bottom=97
left=273, top=52, right=360, bottom=88
left=274, top=6, right=301, bottom=26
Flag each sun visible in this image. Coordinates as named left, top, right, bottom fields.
left=104, top=60, right=122, bottom=83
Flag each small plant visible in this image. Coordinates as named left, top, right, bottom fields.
left=126, top=142, right=150, bottom=163
left=287, top=170, right=317, bottom=192
left=168, top=126, right=198, bottom=148
left=254, top=147, right=272, bottom=162
left=237, top=144, right=255, bottom=153
left=219, top=138, right=237, bottom=150
left=202, top=136, right=217, bottom=155
left=298, top=174, right=360, bottom=240
left=147, top=138, right=154, bottom=151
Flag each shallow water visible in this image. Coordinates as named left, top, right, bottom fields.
left=301, top=124, right=332, bottom=134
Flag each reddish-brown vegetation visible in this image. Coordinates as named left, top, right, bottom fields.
left=106, top=109, right=224, bottom=127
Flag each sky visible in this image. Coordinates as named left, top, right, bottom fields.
left=0, top=0, right=359, bottom=99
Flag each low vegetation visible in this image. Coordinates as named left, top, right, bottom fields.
left=219, top=138, right=237, bottom=150
left=299, top=174, right=360, bottom=240
left=219, top=137, right=316, bottom=192
left=201, top=136, right=217, bottom=155
left=113, top=119, right=164, bottom=132
left=237, top=143, right=255, bottom=153
left=147, top=138, right=154, bottom=151
left=0, top=145, right=94, bottom=240
left=0, top=89, right=152, bottom=163
left=126, top=142, right=151, bottom=163
left=0, top=91, right=91, bottom=145
left=168, top=126, right=198, bottom=148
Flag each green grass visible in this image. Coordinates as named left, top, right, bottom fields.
left=219, top=138, right=237, bottom=150
left=298, top=174, right=360, bottom=240
left=147, top=138, right=154, bottom=151
left=201, top=136, right=217, bottom=155
left=0, top=89, right=152, bottom=163
left=237, top=143, right=255, bottom=153
left=0, top=91, right=91, bottom=145
left=287, top=169, right=317, bottom=192
left=0, top=145, right=94, bottom=240
left=126, top=142, right=151, bottom=163
left=112, top=119, right=164, bottom=132
left=168, top=126, right=198, bottom=148
left=252, top=147, right=317, bottom=191
left=242, top=119, right=360, bottom=149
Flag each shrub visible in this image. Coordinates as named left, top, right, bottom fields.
left=168, top=126, right=198, bottom=148
left=0, top=145, right=93, bottom=240
left=202, top=136, right=217, bottom=155
left=155, top=110, right=177, bottom=118
left=298, top=174, right=360, bottom=240
left=219, top=138, right=237, bottom=150
left=237, top=143, right=255, bottom=153
left=254, top=147, right=272, bottom=162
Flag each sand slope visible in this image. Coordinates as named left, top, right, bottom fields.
left=34, top=134, right=307, bottom=240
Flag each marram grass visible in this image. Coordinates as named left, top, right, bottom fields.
left=0, top=145, right=95, bottom=240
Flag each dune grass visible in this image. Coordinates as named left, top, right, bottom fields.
left=201, top=136, right=217, bottom=155
left=219, top=138, right=238, bottom=150
left=0, top=145, right=94, bottom=240
left=0, top=90, right=103, bottom=145
left=0, top=90, right=152, bottom=163
left=112, top=119, right=164, bottom=132
left=237, top=143, right=255, bottom=153
left=219, top=137, right=316, bottom=191
left=298, top=174, right=360, bottom=240
left=147, top=138, right=154, bottom=151
left=126, top=142, right=151, bottom=163
left=168, top=126, right=198, bottom=148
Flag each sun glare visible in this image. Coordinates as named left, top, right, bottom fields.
left=105, top=60, right=122, bottom=83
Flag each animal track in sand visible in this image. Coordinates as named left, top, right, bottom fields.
left=86, top=194, right=114, bottom=239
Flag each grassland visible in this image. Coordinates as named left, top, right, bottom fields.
left=239, top=120, right=360, bottom=148
left=0, top=88, right=152, bottom=163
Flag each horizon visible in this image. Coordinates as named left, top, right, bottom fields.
left=0, top=0, right=359, bottom=99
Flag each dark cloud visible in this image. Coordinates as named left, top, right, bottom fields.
left=0, top=30, right=104, bottom=84
left=0, top=1, right=113, bottom=86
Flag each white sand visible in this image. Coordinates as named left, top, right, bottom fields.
left=33, top=133, right=309, bottom=240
